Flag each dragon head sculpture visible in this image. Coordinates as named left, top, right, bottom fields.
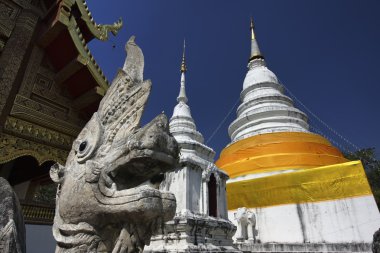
left=50, top=36, right=179, bottom=252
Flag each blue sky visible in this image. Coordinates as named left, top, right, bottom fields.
left=85, top=0, right=380, bottom=159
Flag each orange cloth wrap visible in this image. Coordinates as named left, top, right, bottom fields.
left=227, top=161, right=373, bottom=210
left=216, top=132, right=348, bottom=178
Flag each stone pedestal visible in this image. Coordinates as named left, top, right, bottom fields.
left=145, top=214, right=238, bottom=252
left=235, top=242, right=371, bottom=253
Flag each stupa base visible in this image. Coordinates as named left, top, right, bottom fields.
left=236, top=242, right=371, bottom=253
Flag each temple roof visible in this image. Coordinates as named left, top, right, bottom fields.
left=37, top=0, right=123, bottom=117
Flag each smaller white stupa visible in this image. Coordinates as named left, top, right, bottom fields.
left=145, top=41, right=237, bottom=252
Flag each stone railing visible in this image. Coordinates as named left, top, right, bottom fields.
left=20, top=200, right=55, bottom=225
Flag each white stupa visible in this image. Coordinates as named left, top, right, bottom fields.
left=216, top=18, right=380, bottom=252
left=145, top=42, right=237, bottom=253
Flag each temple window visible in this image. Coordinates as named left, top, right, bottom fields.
left=208, top=173, right=217, bottom=217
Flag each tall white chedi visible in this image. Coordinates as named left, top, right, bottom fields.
left=216, top=19, right=380, bottom=250
left=145, top=42, right=237, bottom=253
left=229, top=18, right=309, bottom=142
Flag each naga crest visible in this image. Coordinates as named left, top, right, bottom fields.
left=50, top=36, right=179, bottom=253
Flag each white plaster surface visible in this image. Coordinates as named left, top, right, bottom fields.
left=228, top=196, right=380, bottom=243
left=229, top=52, right=310, bottom=143
left=242, top=64, right=278, bottom=90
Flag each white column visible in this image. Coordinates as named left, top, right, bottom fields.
left=204, top=179, right=209, bottom=216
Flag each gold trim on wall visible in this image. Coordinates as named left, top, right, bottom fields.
left=4, top=116, right=74, bottom=149
left=0, top=133, right=68, bottom=165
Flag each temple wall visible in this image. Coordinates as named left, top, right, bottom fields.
left=228, top=195, right=380, bottom=243
left=188, top=167, right=202, bottom=213
left=161, top=166, right=203, bottom=215
left=161, top=168, right=187, bottom=214
left=218, top=179, right=228, bottom=219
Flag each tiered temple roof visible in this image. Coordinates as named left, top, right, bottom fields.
left=38, top=0, right=122, bottom=116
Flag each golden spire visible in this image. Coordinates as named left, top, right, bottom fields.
left=249, top=17, right=263, bottom=61
left=181, top=39, right=187, bottom=73
left=250, top=17, right=255, bottom=40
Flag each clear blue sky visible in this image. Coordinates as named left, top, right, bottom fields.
left=27, top=1, right=380, bottom=252
left=85, top=0, right=380, bottom=158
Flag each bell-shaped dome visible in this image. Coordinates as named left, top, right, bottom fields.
left=230, top=55, right=309, bottom=142
left=243, top=61, right=278, bottom=90
left=172, top=102, right=192, bottom=119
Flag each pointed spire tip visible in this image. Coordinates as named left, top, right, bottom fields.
left=181, top=39, right=187, bottom=73
left=177, top=40, right=188, bottom=103
left=249, top=17, right=264, bottom=61
left=250, top=17, right=255, bottom=40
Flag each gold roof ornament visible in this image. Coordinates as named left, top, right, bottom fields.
left=76, top=0, right=123, bottom=42
left=177, top=39, right=188, bottom=103
left=97, top=18, right=123, bottom=41
left=181, top=39, right=187, bottom=73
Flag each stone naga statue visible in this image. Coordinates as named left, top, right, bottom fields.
left=0, top=177, right=26, bottom=253
left=50, top=36, right=179, bottom=253
left=373, top=228, right=380, bottom=253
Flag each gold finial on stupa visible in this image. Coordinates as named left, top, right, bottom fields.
left=249, top=17, right=263, bottom=61
left=181, top=39, right=187, bottom=73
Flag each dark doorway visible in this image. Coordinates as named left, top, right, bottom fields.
left=0, top=156, right=56, bottom=203
left=6, top=156, right=54, bottom=185
left=208, top=173, right=217, bottom=217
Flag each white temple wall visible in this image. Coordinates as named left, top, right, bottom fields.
left=161, top=166, right=204, bottom=215
left=228, top=195, right=380, bottom=243
left=218, top=180, right=228, bottom=219
left=188, top=167, right=201, bottom=214
left=161, top=168, right=187, bottom=214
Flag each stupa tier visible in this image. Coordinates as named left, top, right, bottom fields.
left=229, top=20, right=309, bottom=142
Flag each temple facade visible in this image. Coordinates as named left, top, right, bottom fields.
left=216, top=19, right=380, bottom=251
left=145, top=43, right=237, bottom=252
left=0, top=0, right=121, bottom=224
